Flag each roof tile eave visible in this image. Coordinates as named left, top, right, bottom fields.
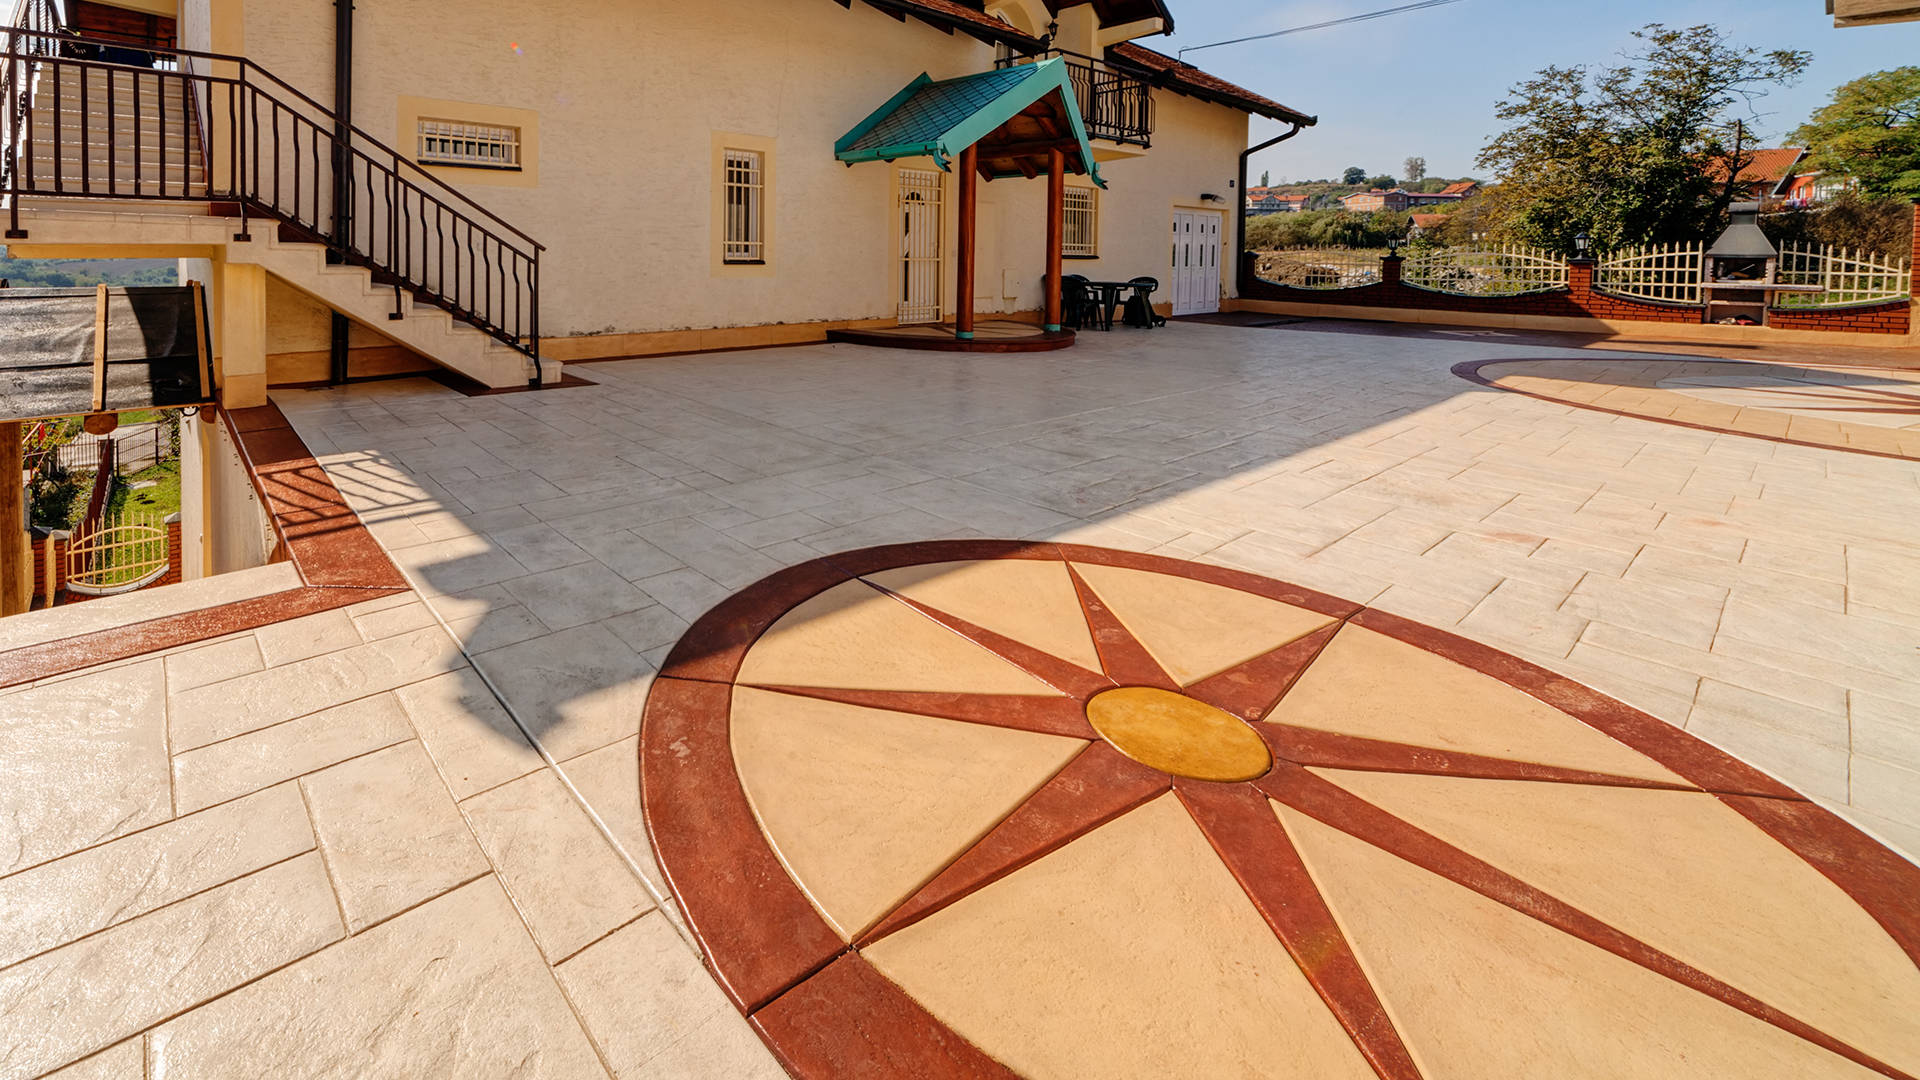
left=1106, top=42, right=1315, bottom=127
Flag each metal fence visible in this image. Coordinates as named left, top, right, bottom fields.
left=1401, top=244, right=1568, bottom=297
left=65, top=508, right=170, bottom=594
left=1594, top=243, right=1704, bottom=305
left=1775, top=242, right=1912, bottom=308
left=1256, top=248, right=1383, bottom=290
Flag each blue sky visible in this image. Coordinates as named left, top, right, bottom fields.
left=1161, top=0, right=1920, bottom=185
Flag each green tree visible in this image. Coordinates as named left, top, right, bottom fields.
left=1364, top=174, right=1397, bottom=190
left=1476, top=24, right=1811, bottom=252
left=1341, top=166, right=1367, bottom=185
left=1403, top=156, right=1427, bottom=184
left=1791, top=67, right=1920, bottom=198
left=1260, top=169, right=1271, bottom=187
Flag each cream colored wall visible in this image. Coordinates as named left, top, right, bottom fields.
left=233, top=0, right=1259, bottom=338
left=196, top=412, right=272, bottom=576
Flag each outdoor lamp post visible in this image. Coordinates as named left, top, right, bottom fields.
left=1574, top=232, right=1592, bottom=258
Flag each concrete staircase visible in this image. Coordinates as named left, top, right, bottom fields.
left=6, top=62, right=554, bottom=389
left=24, top=64, right=204, bottom=197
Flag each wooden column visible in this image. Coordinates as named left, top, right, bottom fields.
left=1, top=421, right=29, bottom=616
left=1044, top=147, right=1065, bottom=332
left=955, top=144, right=978, bottom=341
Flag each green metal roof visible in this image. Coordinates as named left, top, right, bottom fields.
left=835, top=59, right=1105, bottom=187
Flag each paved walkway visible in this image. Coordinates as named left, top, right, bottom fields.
left=4, top=320, right=1919, bottom=1077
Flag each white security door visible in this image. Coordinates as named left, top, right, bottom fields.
left=898, top=169, right=944, bottom=324
left=1171, top=210, right=1222, bottom=316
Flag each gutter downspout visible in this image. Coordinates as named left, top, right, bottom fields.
left=327, top=0, right=354, bottom=386
left=1235, top=119, right=1310, bottom=297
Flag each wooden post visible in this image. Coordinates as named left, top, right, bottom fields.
left=1, top=421, right=28, bottom=617
left=956, top=144, right=978, bottom=341
left=1045, top=147, right=1065, bottom=333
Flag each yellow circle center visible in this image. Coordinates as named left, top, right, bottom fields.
left=1085, top=687, right=1272, bottom=782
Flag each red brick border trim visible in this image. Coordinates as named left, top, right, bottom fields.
left=640, top=540, right=1920, bottom=1078
left=0, top=402, right=407, bottom=688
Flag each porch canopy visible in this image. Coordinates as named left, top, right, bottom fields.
left=836, top=59, right=1105, bottom=337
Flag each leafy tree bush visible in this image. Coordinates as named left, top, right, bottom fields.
left=1341, top=166, right=1368, bottom=185
left=1244, top=209, right=1412, bottom=251
left=1791, top=67, right=1920, bottom=198
left=1476, top=24, right=1810, bottom=251
left=1404, top=156, right=1428, bottom=184
left=1761, top=192, right=1916, bottom=260
left=1364, top=174, right=1398, bottom=190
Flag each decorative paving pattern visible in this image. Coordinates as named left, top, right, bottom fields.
left=640, top=540, right=1920, bottom=1079
left=1456, top=357, right=1920, bottom=460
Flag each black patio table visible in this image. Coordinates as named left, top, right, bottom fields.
left=1081, top=280, right=1135, bottom=330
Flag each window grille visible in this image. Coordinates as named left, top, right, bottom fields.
left=417, top=119, right=520, bottom=169
left=723, top=149, right=766, bottom=263
left=1063, top=187, right=1098, bottom=257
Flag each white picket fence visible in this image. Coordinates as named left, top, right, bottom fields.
left=1401, top=245, right=1569, bottom=296
left=1774, top=242, right=1912, bottom=308
left=1258, top=248, right=1383, bottom=290
left=1595, top=242, right=1704, bottom=305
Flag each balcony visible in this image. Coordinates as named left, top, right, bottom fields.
left=996, top=49, right=1153, bottom=148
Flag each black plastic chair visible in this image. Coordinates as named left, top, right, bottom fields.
left=1123, top=277, right=1167, bottom=328
left=1059, top=274, right=1106, bottom=331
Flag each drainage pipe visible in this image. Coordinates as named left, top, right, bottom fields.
left=1234, top=120, right=1311, bottom=297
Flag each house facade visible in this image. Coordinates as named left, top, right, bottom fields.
left=1340, top=187, right=1468, bottom=213
left=1244, top=187, right=1310, bottom=214
left=116, top=0, right=1309, bottom=379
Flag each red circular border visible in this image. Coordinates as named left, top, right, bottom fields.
left=639, top=540, right=1920, bottom=1078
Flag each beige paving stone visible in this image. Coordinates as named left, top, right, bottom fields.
left=1850, top=755, right=1920, bottom=831
left=473, top=623, right=653, bottom=762
left=555, top=912, right=729, bottom=1076
left=1280, top=805, right=1882, bottom=1080
left=393, top=668, right=545, bottom=799
left=168, top=627, right=465, bottom=750
left=172, top=694, right=414, bottom=815
left=0, top=784, right=313, bottom=969
left=39, top=1039, right=141, bottom=1080
left=349, top=599, right=441, bottom=640
left=1560, top=573, right=1726, bottom=651
left=146, top=878, right=604, bottom=1079
left=1270, top=625, right=1685, bottom=784
left=0, top=854, right=343, bottom=1080
left=462, top=769, right=654, bottom=962
left=865, top=795, right=1375, bottom=1080
left=732, top=687, right=1084, bottom=939
left=0, top=660, right=170, bottom=876
left=1321, top=769, right=1920, bottom=1071
left=1069, top=560, right=1338, bottom=685
left=162, top=635, right=264, bottom=694
left=1691, top=679, right=1850, bottom=748
left=865, top=558, right=1102, bottom=672
left=736, top=579, right=1063, bottom=695
left=1458, top=578, right=1588, bottom=658
left=1846, top=546, right=1920, bottom=617
left=629, top=1008, right=785, bottom=1080
left=301, top=742, right=489, bottom=932
left=559, top=735, right=667, bottom=898
left=504, top=562, right=657, bottom=631
left=253, top=608, right=362, bottom=668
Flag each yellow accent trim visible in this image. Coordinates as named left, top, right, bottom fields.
left=711, top=131, right=776, bottom=278
left=1086, top=687, right=1272, bottom=782
left=396, top=95, right=540, bottom=189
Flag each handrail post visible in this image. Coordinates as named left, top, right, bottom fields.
left=529, top=247, right=541, bottom=388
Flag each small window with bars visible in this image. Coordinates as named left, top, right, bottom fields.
left=1063, top=187, right=1098, bottom=257
left=417, top=119, right=521, bottom=170
left=723, top=148, right=766, bottom=264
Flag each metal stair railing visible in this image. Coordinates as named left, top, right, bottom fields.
left=0, top=6, right=545, bottom=384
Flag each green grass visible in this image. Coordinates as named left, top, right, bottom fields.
left=111, top=460, right=182, bottom=519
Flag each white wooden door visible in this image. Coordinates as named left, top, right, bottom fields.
left=898, top=169, right=943, bottom=324
left=1171, top=210, right=1222, bottom=316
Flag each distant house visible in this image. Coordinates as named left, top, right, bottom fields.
left=1409, top=213, right=1451, bottom=235
left=1244, top=187, right=1310, bottom=215
left=1438, top=180, right=1479, bottom=197
left=1776, top=169, right=1857, bottom=208
left=1342, top=186, right=1469, bottom=213
left=1708, top=147, right=1809, bottom=202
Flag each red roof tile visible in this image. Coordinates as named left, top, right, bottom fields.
left=1106, top=43, right=1316, bottom=126
left=1439, top=180, right=1478, bottom=196
left=1705, top=147, right=1808, bottom=187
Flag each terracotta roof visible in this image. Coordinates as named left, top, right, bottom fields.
left=1411, top=213, right=1450, bottom=228
left=1439, top=180, right=1478, bottom=195
left=1706, top=147, right=1808, bottom=188
left=1106, top=43, right=1316, bottom=126
left=843, top=0, right=1044, bottom=51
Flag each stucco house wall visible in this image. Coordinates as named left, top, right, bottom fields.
left=225, top=0, right=1263, bottom=347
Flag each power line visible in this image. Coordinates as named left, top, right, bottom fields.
left=1176, top=0, right=1469, bottom=59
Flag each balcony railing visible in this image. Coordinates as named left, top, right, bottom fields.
left=996, top=49, right=1152, bottom=148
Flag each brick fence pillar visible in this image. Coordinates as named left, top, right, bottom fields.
left=1381, top=254, right=1403, bottom=286
left=1910, top=200, right=1919, bottom=301
left=1567, top=257, right=1596, bottom=315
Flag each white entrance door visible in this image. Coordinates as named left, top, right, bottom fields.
left=898, top=169, right=944, bottom=324
left=1170, top=210, right=1223, bottom=316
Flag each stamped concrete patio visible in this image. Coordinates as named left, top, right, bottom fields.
left=5, top=319, right=1920, bottom=1077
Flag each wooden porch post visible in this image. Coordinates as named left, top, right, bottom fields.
left=1044, top=147, right=1065, bottom=333
left=1, top=421, right=28, bottom=616
left=956, top=144, right=978, bottom=341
